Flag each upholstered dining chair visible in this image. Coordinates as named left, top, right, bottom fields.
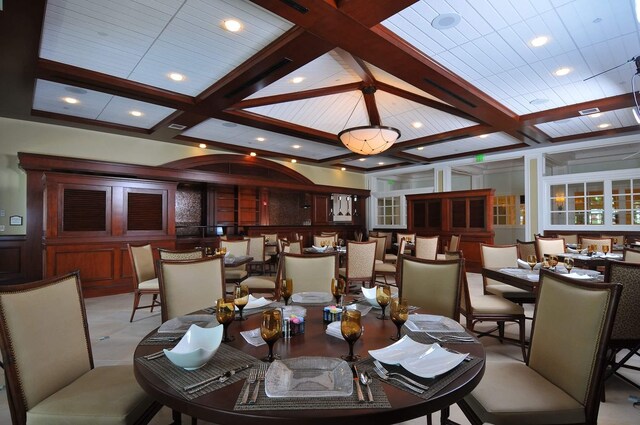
left=559, top=233, right=579, bottom=245
left=128, top=243, right=161, bottom=322
left=602, top=234, right=625, bottom=247
left=534, top=236, right=566, bottom=261
left=480, top=244, right=536, bottom=305
left=157, top=247, right=204, bottom=260
left=623, top=247, right=640, bottom=262
left=580, top=236, right=613, bottom=253
left=0, top=272, right=161, bottom=425
left=320, top=232, right=339, bottom=242
left=281, top=240, right=302, bottom=254
left=313, top=235, right=336, bottom=247
left=414, top=235, right=439, bottom=260
left=458, top=269, right=622, bottom=425
left=396, top=232, right=415, bottom=254
left=243, top=252, right=282, bottom=299
left=516, top=239, right=536, bottom=261
left=375, top=231, right=393, bottom=252
left=158, top=256, right=226, bottom=322
left=246, top=235, right=267, bottom=275
left=398, top=255, right=463, bottom=319
left=261, top=233, right=279, bottom=264
left=339, top=240, right=377, bottom=293
left=368, top=235, right=387, bottom=264
left=448, top=234, right=461, bottom=252
left=281, top=252, right=338, bottom=294
left=220, top=239, right=250, bottom=284
left=375, top=238, right=407, bottom=286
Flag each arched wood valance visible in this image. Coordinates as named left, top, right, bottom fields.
left=162, top=154, right=314, bottom=185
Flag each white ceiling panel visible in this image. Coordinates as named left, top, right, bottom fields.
left=367, top=63, right=448, bottom=104
left=406, top=132, right=520, bottom=158
left=341, top=156, right=405, bottom=169
left=183, top=118, right=350, bottom=159
left=535, top=108, right=639, bottom=138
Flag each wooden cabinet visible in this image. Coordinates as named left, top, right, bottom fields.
left=313, top=194, right=331, bottom=225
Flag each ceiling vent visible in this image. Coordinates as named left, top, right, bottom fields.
left=280, top=0, right=309, bottom=14
left=578, top=107, right=600, bottom=116
left=168, top=123, right=187, bottom=130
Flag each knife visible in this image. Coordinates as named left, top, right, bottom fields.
left=184, top=364, right=251, bottom=391
left=352, top=364, right=364, bottom=402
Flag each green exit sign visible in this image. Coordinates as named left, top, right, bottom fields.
left=475, top=154, right=485, bottom=162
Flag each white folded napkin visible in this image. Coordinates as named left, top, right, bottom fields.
left=312, top=245, right=328, bottom=251
left=235, top=294, right=273, bottom=310
left=325, top=321, right=344, bottom=339
left=605, top=252, right=622, bottom=258
left=566, top=273, right=592, bottom=280
left=517, top=259, right=541, bottom=270
left=240, top=328, right=266, bottom=346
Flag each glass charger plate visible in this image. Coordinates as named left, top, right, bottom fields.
left=265, top=357, right=352, bottom=398
left=157, top=315, right=217, bottom=334
left=291, top=292, right=333, bottom=304
left=369, top=336, right=468, bottom=378
left=405, top=314, right=465, bottom=333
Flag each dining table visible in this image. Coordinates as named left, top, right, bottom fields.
left=557, top=252, right=622, bottom=270
left=482, top=266, right=604, bottom=294
left=133, top=298, right=486, bottom=425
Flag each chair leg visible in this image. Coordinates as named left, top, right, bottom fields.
left=150, top=294, right=158, bottom=312
left=497, top=321, right=505, bottom=342
left=172, top=409, right=182, bottom=425
left=518, top=318, right=527, bottom=362
left=427, top=413, right=433, bottom=425
left=129, top=291, right=141, bottom=322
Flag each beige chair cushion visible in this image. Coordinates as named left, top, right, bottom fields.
left=344, top=242, right=376, bottom=279
left=284, top=255, right=336, bottom=293
left=130, top=244, right=156, bottom=284
left=535, top=238, right=565, bottom=258
left=464, top=361, right=585, bottom=425
left=400, top=258, right=460, bottom=319
left=138, top=278, right=159, bottom=291
left=221, top=240, right=249, bottom=272
left=485, top=284, right=532, bottom=297
left=224, top=270, right=248, bottom=280
left=158, top=249, right=203, bottom=261
left=580, top=237, right=612, bottom=253
left=243, top=275, right=276, bottom=290
left=375, top=263, right=396, bottom=273
left=368, top=236, right=387, bottom=262
left=481, top=245, right=518, bottom=288
left=469, top=295, right=524, bottom=315
left=384, top=253, right=397, bottom=263
left=415, top=236, right=439, bottom=260
left=247, top=236, right=266, bottom=261
left=28, top=365, right=155, bottom=425
left=624, top=248, right=640, bottom=262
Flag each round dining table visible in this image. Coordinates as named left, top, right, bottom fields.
left=134, top=300, right=485, bottom=425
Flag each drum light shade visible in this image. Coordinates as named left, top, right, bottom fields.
left=338, top=125, right=401, bottom=155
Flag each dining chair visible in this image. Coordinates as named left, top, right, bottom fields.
left=453, top=250, right=527, bottom=361
left=398, top=255, right=463, bottom=320
left=128, top=243, right=161, bottom=322
left=0, top=271, right=161, bottom=425
left=157, top=247, right=204, bottom=260
left=534, top=237, right=566, bottom=261
left=320, top=232, right=339, bottom=242
left=580, top=236, right=613, bottom=253
left=602, top=235, right=625, bottom=247
left=602, top=260, right=640, bottom=395
left=375, top=238, right=407, bottom=286
left=354, top=230, right=363, bottom=242
left=368, top=235, right=387, bottom=264
left=339, top=240, right=377, bottom=293
left=261, top=233, right=279, bottom=260
left=158, top=256, right=226, bottom=322
left=313, top=235, right=335, bottom=247
left=220, top=239, right=250, bottom=284
left=623, top=247, right=640, bottom=262
left=243, top=252, right=282, bottom=299
left=515, top=239, right=536, bottom=261
left=480, top=244, right=536, bottom=305
left=396, top=232, right=415, bottom=254
left=414, top=235, right=439, bottom=260
left=282, top=240, right=302, bottom=254
left=448, top=234, right=461, bottom=252
left=375, top=231, right=393, bottom=252
left=458, top=269, right=622, bottom=425
left=246, top=236, right=267, bottom=275
left=559, top=233, right=579, bottom=245
left=281, top=252, right=338, bottom=294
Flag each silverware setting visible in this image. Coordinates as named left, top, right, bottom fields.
left=359, top=370, right=374, bottom=402
left=240, top=368, right=258, bottom=404
left=424, top=332, right=474, bottom=343
left=184, top=364, right=252, bottom=394
left=249, top=363, right=268, bottom=404
left=352, top=364, right=365, bottom=402
left=372, top=360, right=429, bottom=392
left=143, top=350, right=165, bottom=360
left=146, top=336, right=181, bottom=342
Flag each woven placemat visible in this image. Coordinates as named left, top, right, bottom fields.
left=357, top=356, right=483, bottom=401
left=405, top=329, right=478, bottom=344
left=139, top=333, right=184, bottom=346
left=234, top=369, right=390, bottom=411
left=135, top=343, right=259, bottom=400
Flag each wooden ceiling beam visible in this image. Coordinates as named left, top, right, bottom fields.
left=363, top=88, right=381, bottom=125
left=521, top=93, right=636, bottom=125
left=231, top=82, right=361, bottom=109
left=333, top=0, right=418, bottom=27
left=334, top=49, right=376, bottom=84
left=385, top=124, right=493, bottom=153
left=426, top=143, right=529, bottom=163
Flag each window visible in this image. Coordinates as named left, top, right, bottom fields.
left=493, top=195, right=517, bottom=226
left=377, top=196, right=401, bottom=226
left=550, top=182, right=604, bottom=226
left=612, top=179, right=640, bottom=225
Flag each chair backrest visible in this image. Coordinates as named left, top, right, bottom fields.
left=604, top=260, right=640, bottom=343
left=368, top=235, right=387, bottom=262
left=128, top=243, right=156, bottom=286
left=395, top=238, right=408, bottom=268
left=399, top=256, right=463, bottom=320
left=376, top=231, right=392, bottom=251
left=313, top=235, right=335, bottom=247
left=282, top=253, right=338, bottom=293
left=354, top=230, right=363, bottom=242
left=559, top=234, right=578, bottom=245
left=220, top=239, right=250, bottom=270
left=282, top=240, right=302, bottom=254
left=246, top=236, right=265, bottom=260
left=528, top=270, right=621, bottom=423
left=396, top=233, right=416, bottom=244
left=534, top=237, right=565, bottom=260
left=276, top=238, right=289, bottom=253
left=623, top=247, right=640, bottom=262
left=344, top=241, right=377, bottom=280
left=480, top=244, right=518, bottom=288
left=446, top=251, right=471, bottom=313
left=601, top=235, right=625, bottom=246
left=449, top=234, right=460, bottom=251
left=516, top=239, right=536, bottom=261
left=580, top=237, right=612, bottom=253
left=0, top=272, right=93, bottom=423
left=261, top=233, right=278, bottom=244
left=158, top=247, right=204, bottom=261
left=414, top=235, right=439, bottom=260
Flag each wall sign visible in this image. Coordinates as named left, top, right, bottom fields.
left=9, top=215, right=22, bottom=226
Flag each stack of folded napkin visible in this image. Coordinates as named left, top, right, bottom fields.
left=326, top=321, right=344, bottom=339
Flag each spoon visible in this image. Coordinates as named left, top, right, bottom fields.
left=360, top=371, right=374, bottom=402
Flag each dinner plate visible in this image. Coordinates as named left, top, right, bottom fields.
left=404, top=314, right=465, bottom=333
left=291, top=292, right=333, bottom=304
left=369, top=336, right=468, bottom=378
left=265, top=357, right=352, bottom=398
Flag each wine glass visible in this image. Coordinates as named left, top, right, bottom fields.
left=340, top=309, right=362, bottom=362
left=526, top=254, right=537, bottom=272
left=390, top=297, right=409, bottom=341
left=331, top=278, right=345, bottom=305
left=234, top=284, right=249, bottom=321
left=216, top=298, right=235, bottom=342
left=281, top=278, right=293, bottom=306
left=260, top=309, right=282, bottom=362
left=376, top=285, right=391, bottom=320
left=549, top=255, right=558, bottom=271
left=602, top=245, right=609, bottom=255
left=564, top=257, right=574, bottom=274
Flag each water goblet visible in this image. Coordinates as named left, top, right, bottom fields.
left=331, top=278, right=346, bottom=306
left=281, top=278, right=293, bottom=306
left=390, top=297, right=409, bottom=341
left=549, top=255, right=558, bottom=271
left=216, top=298, right=235, bottom=342
left=526, top=254, right=537, bottom=272
left=564, top=257, right=574, bottom=273
left=376, top=285, right=391, bottom=320
left=340, top=309, right=362, bottom=362
left=234, top=284, right=249, bottom=321
left=260, top=309, right=282, bottom=362
left=602, top=245, right=609, bottom=255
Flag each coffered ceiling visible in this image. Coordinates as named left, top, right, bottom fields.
left=2, top=0, right=640, bottom=172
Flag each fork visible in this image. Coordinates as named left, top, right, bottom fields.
left=425, top=332, right=474, bottom=342
left=373, top=360, right=429, bottom=390
left=250, top=363, right=268, bottom=404
left=240, top=368, right=258, bottom=404
left=372, top=365, right=424, bottom=393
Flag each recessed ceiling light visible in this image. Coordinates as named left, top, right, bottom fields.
left=291, top=159, right=297, bottom=163
left=63, top=97, right=78, bottom=104
left=256, top=137, right=265, bottom=142
left=431, top=13, right=461, bottom=30
left=359, top=158, right=366, bottom=162
left=530, top=36, right=549, bottom=47
left=199, top=143, right=207, bottom=149
left=341, top=167, right=346, bottom=171
left=292, top=144, right=300, bottom=149
left=291, top=77, right=305, bottom=84
left=479, top=134, right=490, bottom=138
left=249, top=152, right=257, bottom=157
left=223, top=20, right=242, bottom=32
left=169, top=72, right=185, bottom=81
left=417, top=147, right=424, bottom=151
left=378, top=162, right=385, bottom=165
left=130, top=110, right=143, bottom=117
left=529, top=98, right=549, bottom=105
left=598, top=123, right=611, bottom=129
left=412, top=122, right=423, bottom=128
left=588, top=113, right=602, bottom=118
left=553, top=67, right=571, bottom=76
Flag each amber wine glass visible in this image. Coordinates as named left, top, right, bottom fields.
left=234, top=284, right=249, bottom=321
left=602, top=245, right=609, bottom=255
left=390, top=297, right=409, bottom=341
left=216, top=298, right=235, bottom=342
left=549, top=255, right=558, bottom=271
left=260, top=309, right=282, bottom=362
left=340, top=309, right=362, bottom=362
left=281, top=278, right=293, bottom=306
left=526, top=254, right=537, bottom=272
left=376, top=285, right=391, bottom=320
left=331, top=278, right=346, bottom=305
left=564, top=257, right=574, bottom=273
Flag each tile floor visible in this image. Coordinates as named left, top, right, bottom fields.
left=1, top=273, right=638, bottom=424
